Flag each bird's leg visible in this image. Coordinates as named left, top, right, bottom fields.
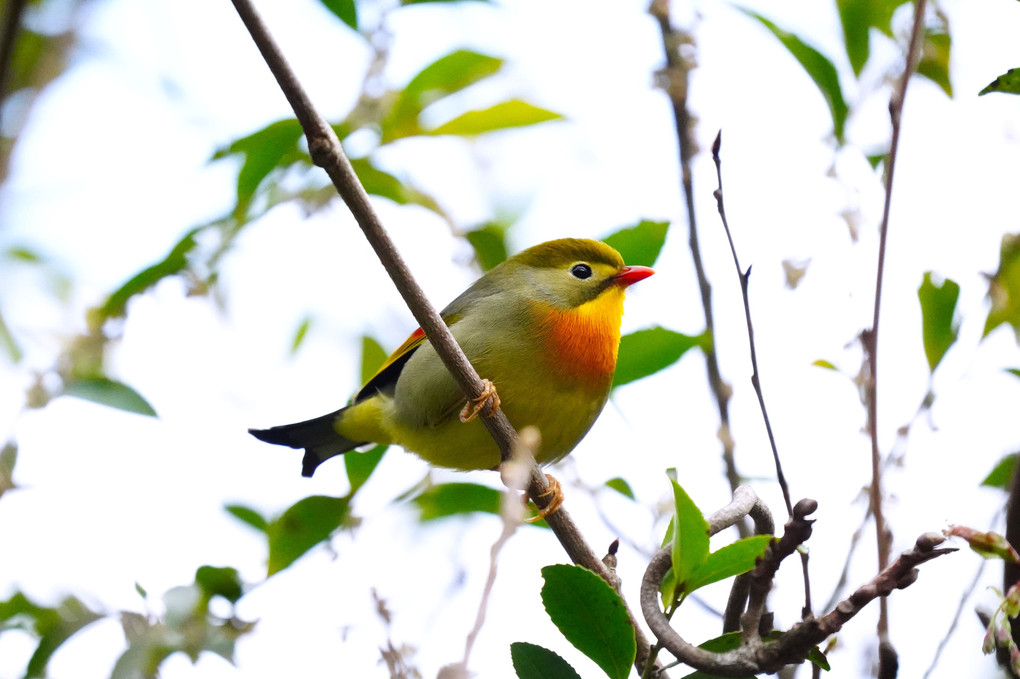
left=459, top=378, right=501, bottom=422
left=526, top=474, right=564, bottom=521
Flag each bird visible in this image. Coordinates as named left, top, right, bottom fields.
left=249, top=238, right=653, bottom=479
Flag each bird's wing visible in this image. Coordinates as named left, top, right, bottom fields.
left=353, top=314, right=462, bottom=403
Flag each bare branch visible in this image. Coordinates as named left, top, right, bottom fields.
left=649, top=0, right=746, bottom=519
left=863, top=1, right=929, bottom=671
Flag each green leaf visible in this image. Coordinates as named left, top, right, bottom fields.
left=668, top=478, right=710, bottom=600
left=602, top=220, right=669, bottom=267
left=605, top=477, right=635, bottom=500
left=982, top=454, right=1017, bottom=489
left=918, top=17, right=952, bottom=98
left=214, top=119, right=307, bottom=216
left=510, top=642, right=582, bottom=679
left=382, top=50, right=504, bottom=142
left=349, top=157, right=445, bottom=215
left=319, top=0, right=357, bottom=30
left=267, top=495, right=349, bottom=575
left=685, top=535, right=772, bottom=594
left=466, top=224, right=510, bottom=271
left=412, top=482, right=501, bottom=521
left=740, top=9, right=848, bottom=145
left=980, top=67, right=1020, bottom=96
left=428, top=99, right=563, bottom=136
left=195, top=566, right=244, bottom=604
left=983, top=233, right=1020, bottom=341
left=692, top=630, right=828, bottom=671
left=918, top=272, right=960, bottom=373
left=62, top=378, right=157, bottom=417
left=98, top=228, right=200, bottom=321
left=224, top=504, right=269, bottom=533
left=360, top=335, right=389, bottom=384
left=345, top=445, right=387, bottom=495
left=540, top=565, right=636, bottom=679
left=812, top=359, right=838, bottom=371
left=1008, top=368, right=1020, bottom=381
left=0, top=442, right=16, bottom=499
left=0, top=592, right=104, bottom=678
left=835, top=0, right=900, bottom=76
left=290, top=316, right=313, bottom=355
left=0, top=306, right=22, bottom=363
left=613, top=327, right=704, bottom=388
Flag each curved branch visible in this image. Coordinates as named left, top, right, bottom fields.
left=642, top=497, right=953, bottom=677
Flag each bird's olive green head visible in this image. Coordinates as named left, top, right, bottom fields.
left=492, top=238, right=644, bottom=309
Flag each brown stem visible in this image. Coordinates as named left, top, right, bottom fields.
left=649, top=0, right=745, bottom=518
left=864, top=1, right=928, bottom=672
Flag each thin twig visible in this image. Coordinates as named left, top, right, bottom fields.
left=863, top=1, right=928, bottom=671
left=710, top=132, right=813, bottom=621
left=649, top=0, right=746, bottom=520
left=227, top=1, right=660, bottom=673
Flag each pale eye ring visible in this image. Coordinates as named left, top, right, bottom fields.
left=570, top=263, right=593, bottom=279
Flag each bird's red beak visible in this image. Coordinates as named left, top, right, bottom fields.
left=614, top=265, right=655, bottom=287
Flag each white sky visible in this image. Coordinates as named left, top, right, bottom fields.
left=2, top=0, right=1020, bottom=677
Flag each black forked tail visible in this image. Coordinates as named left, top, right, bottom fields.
left=249, top=406, right=365, bottom=477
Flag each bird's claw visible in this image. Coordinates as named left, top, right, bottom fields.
left=525, top=474, right=564, bottom=521
left=459, top=378, right=501, bottom=423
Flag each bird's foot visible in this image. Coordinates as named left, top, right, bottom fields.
left=459, top=378, right=501, bottom=422
left=526, top=473, right=564, bottom=521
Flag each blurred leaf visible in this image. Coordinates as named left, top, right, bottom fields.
left=945, top=525, right=1019, bottom=562
left=319, top=0, right=357, bottom=29
left=214, top=119, right=307, bottom=216
left=510, top=642, right=582, bottom=679
left=812, top=359, right=838, bottom=371
left=540, top=565, right=636, bottom=679
left=918, top=22, right=952, bottom=98
left=62, top=378, right=157, bottom=417
left=982, top=454, right=1017, bottom=490
left=428, top=99, right=563, bottom=136
left=866, top=152, right=886, bottom=169
left=403, top=0, right=491, bottom=4
left=602, top=220, right=669, bottom=267
left=360, top=335, right=389, bottom=386
left=224, top=504, right=269, bottom=533
left=98, top=229, right=200, bottom=321
left=345, top=445, right=387, bottom=495
left=413, top=482, right=500, bottom=521
left=740, top=9, right=848, bottom=144
left=267, top=495, right=349, bottom=575
left=1008, top=368, right=1020, bottom=380
left=0, top=306, right=22, bottom=363
left=349, top=157, right=445, bottom=215
left=290, top=316, right=313, bottom=355
left=918, top=272, right=960, bottom=373
left=0, top=592, right=103, bottom=678
left=980, top=67, right=1020, bottom=96
left=383, top=50, right=503, bottom=142
left=983, top=233, right=1020, bottom=341
left=782, top=258, right=810, bottom=289
left=605, top=477, right=635, bottom=500
left=668, top=478, right=710, bottom=602
left=684, top=535, right=772, bottom=594
left=195, top=566, right=244, bottom=604
left=0, top=442, right=17, bottom=499
left=613, top=327, right=705, bottom=388
left=466, top=224, right=509, bottom=271
left=835, top=0, right=900, bottom=76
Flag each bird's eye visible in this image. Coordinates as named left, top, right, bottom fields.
left=570, top=263, right=593, bottom=280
